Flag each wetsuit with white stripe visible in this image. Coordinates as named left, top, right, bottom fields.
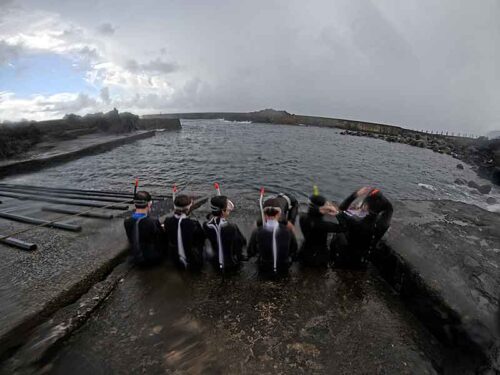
left=203, top=216, right=247, bottom=271
left=247, top=220, right=298, bottom=275
left=164, top=214, right=205, bottom=270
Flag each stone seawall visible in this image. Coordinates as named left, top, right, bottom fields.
left=0, top=131, right=157, bottom=178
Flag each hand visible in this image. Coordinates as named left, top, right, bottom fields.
left=356, top=186, right=372, bottom=197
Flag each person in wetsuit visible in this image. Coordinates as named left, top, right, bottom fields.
left=203, top=196, right=247, bottom=272
left=163, top=194, right=205, bottom=271
left=124, top=191, right=165, bottom=266
left=248, top=198, right=298, bottom=276
left=257, top=192, right=299, bottom=227
left=331, top=187, right=393, bottom=268
left=298, top=194, right=345, bottom=267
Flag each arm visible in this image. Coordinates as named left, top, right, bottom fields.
left=339, top=191, right=357, bottom=211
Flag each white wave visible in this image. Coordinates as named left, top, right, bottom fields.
left=418, top=183, right=436, bottom=191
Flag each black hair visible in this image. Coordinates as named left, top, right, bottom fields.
left=174, top=194, right=192, bottom=213
left=263, top=198, right=281, bottom=217
left=308, top=194, right=326, bottom=216
left=364, top=191, right=386, bottom=214
left=210, top=195, right=228, bottom=217
left=134, top=191, right=152, bottom=209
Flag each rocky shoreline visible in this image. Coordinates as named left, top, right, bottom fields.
left=340, top=129, right=500, bottom=188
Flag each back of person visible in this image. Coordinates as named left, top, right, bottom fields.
left=332, top=187, right=393, bottom=267
left=124, top=191, right=164, bottom=266
left=204, top=217, right=246, bottom=271
left=203, top=195, right=246, bottom=272
left=299, top=194, right=343, bottom=267
left=164, top=195, right=205, bottom=271
left=248, top=198, right=298, bottom=275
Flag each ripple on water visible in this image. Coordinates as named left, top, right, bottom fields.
left=3, top=119, right=499, bottom=212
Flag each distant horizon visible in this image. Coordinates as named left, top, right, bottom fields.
left=1, top=0, right=499, bottom=134
left=2, top=108, right=497, bottom=138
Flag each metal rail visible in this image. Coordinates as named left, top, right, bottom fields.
left=0, top=191, right=129, bottom=210
left=0, top=196, right=135, bottom=246
left=0, top=236, right=36, bottom=251
left=0, top=187, right=131, bottom=203
left=0, top=211, right=82, bottom=231
left=0, top=183, right=170, bottom=200
left=42, top=206, right=114, bottom=219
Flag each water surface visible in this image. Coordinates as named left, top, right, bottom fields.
left=5, top=119, right=499, bottom=211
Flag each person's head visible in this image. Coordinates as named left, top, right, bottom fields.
left=263, top=198, right=282, bottom=220
left=210, top=195, right=235, bottom=219
left=362, top=189, right=385, bottom=214
left=308, top=194, right=327, bottom=216
left=134, top=191, right=152, bottom=213
left=174, top=194, right=193, bottom=215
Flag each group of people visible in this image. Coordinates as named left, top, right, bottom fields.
left=124, top=187, right=393, bottom=276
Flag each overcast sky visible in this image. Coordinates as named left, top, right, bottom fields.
left=0, top=0, right=499, bottom=134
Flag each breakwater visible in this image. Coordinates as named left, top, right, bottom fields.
left=144, top=109, right=499, bottom=186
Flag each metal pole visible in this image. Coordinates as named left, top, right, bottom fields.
left=42, top=206, right=114, bottom=219
left=0, top=187, right=131, bottom=203
left=0, top=211, right=82, bottom=231
left=0, top=236, right=37, bottom=251
left=0, top=191, right=129, bottom=210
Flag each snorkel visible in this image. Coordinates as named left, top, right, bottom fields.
left=172, top=184, right=177, bottom=201
left=259, top=187, right=266, bottom=225
left=133, top=178, right=139, bottom=197
left=214, top=182, right=221, bottom=196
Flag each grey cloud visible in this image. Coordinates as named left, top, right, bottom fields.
left=100, top=87, right=111, bottom=104
left=0, top=40, right=22, bottom=66
left=39, top=93, right=97, bottom=114
left=8, top=0, right=500, bottom=133
left=97, top=22, right=115, bottom=35
left=125, top=58, right=178, bottom=74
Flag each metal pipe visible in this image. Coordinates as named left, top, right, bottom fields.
left=0, top=184, right=133, bottom=198
left=41, top=206, right=114, bottom=219
left=0, top=235, right=37, bottom=251
left=0, top=191, right=129, bottom=210
left=0, top=212, right=82, bottom=231
left=0, top=184, right=170, bottom=200
left=0, top=187, right=132, bottom=203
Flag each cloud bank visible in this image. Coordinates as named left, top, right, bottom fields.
left=0, top=0, right=499, bottom=134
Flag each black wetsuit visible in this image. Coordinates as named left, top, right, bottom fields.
left=275, top=193, right=299, bottom=224
left=332, top=191, right=393, bottom=267
left=299, top=210, right=344, bottom=267
left=257, top=193, right=299, bottom=226
left=124, top=214, right=164, bottom=266
left=164, top=214, right=205, bottom=271
left=203, top=216, right=247, bottom=272
left=248, top=221, right=298, bottom=275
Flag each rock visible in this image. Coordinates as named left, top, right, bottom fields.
left=468, top=181, right=481, bottom=189
left=478, top=184, right=492, bottom=194
left=486, top=197, right=497, bottom=205
left=454, top=178, right=468, bottom=185
left=492, top=167, right=500, bottom=185
left=456, top=164, right=464, bottom=170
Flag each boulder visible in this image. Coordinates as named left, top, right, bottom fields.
left=478, top=184, right=492, bottom=194
left=486, top=197, right=497, bottom=204
left=456, top=164, right=464, bottom=170
left=468, top=181, right=481, bottom=189
left=455, top=178, right=468, bottom=185
left=492, top=167, right=500, bottom=185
